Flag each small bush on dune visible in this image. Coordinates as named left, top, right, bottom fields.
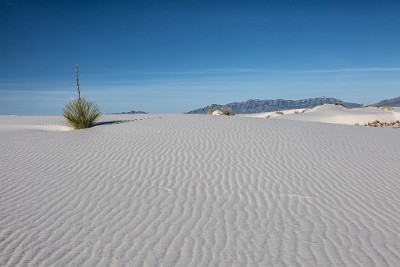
left=364, top=120, right=400, bottom=128
left=63, top=98, right=101, bottom=129
left=334, top=102, right=346, bottom=108
left=220, top=107, right=235, bottom=116
left=63, top=64, right=101, bottom=130
left=206, top=108, right=218, bottom=115
left=207, top=107, right=236, bottom=116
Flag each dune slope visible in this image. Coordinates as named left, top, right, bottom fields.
left=1, top=114, right=400, bottom=266
left=244, top=104, right=400, bottom=126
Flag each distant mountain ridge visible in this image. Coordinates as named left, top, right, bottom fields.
left=186, top=97, right=361, bottom=114
left=374, top=96, right=400, bottom=107
left=112, top=110, right=148, bottom=114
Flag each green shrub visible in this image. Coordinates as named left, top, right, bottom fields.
left=63, top=64, right=101, bottom=130
left=63, top=98, right=101, bottom=130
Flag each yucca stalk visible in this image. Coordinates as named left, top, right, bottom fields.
left=76, top=64, right=81, bottom=100
left=63, top=65, right=101, bottom=130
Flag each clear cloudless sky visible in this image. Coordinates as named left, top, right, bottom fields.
left=1, top=0, right=399, bottom=114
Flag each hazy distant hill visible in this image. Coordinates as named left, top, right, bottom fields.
left=112, top=110, right=148, bottom=114
left=186, top=97, right=361, bottom=114
left=374, top=96, right=400, bottom=107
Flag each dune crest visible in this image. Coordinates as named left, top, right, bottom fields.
left=244, top=104, right=400, bottom=126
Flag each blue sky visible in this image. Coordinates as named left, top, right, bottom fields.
left=1, top=0, right=399, bottom=115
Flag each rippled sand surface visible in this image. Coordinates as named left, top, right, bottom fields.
left=1, top=114, right=400, bottom=266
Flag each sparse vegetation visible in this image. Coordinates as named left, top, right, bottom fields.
left=206, top=107, right=218, bottom=115
left=363, top=120, right=400, bottom=128
left=207, top=107, right=235, bottom=116
left=382, top=106, right=394, bottom=111
left=334, top=102, right=346, bottom=107
left=274, top=111, right=284, bottom=115
left=221, top=108, right=236, bottom=116
left=372, top=104, right=380, bottom=108
left=294, top=111, right=300, bottom=114
left=63, top=65, right=101, bottom=130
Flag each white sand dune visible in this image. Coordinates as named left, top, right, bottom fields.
left=0, top=115, right=72, bottom=132
left=1, top=114, right=400, bottom=266
left=244, top=104, right=400, bottom=125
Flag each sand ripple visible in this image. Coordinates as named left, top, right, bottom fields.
left=1, top=114, right=400, bottom=266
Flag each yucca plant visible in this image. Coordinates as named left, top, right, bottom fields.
left=63, top=98, right=101, bottom=129
left=63, top=64, right=101, bottom=130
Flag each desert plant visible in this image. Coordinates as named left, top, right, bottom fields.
left=274, top=111, right=284, bottom=115
left=63, top=98, right=101, bottom=129
left=220, top=107, right=235, bottom=116
left=63, top=65, right=101, bottom=130
left=334, top=102, right=346, bottom=107
left=363, top=120, right=400, bottom=128
left=207, top=107, right=235, bottom=116
left=382, top=106, right=394, bottom=111
left=206, top=107, right=218, bottom=115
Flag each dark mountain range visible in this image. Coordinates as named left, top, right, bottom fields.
left=186, top=97, right=361, bottom=114
left=374, top=96, right=400, bottom=107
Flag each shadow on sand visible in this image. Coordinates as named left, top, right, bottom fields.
left=94, top=118, right=151, bottom=127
